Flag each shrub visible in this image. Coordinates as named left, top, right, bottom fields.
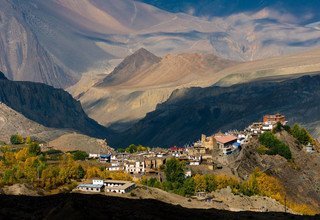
left=45, top=149, right=63, bottom=155
left=259, top=132, right=292, bottom=160
left=257, top=145, right=268, bottom=154
left=291, top=124, right=313, bottom=145
left=28, top=143, right=41, bottom=156
left=68, top=150, right=88, bottom=161
left=10, top=134, right=24, bottom=145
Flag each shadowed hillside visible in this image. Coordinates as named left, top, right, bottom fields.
left=0, top=194, right=314, bottom=220
left=110, top=75, right=320, bottom=147
left=0, top=73, right=110, bottom=139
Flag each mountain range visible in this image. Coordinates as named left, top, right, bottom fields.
left=1, top=0, right=320, bottom=88
left=69, top=48, right=237, bottom=128
left=108, top=75, right=320, bottom=147
left=1, top=0, right=320, bottom=149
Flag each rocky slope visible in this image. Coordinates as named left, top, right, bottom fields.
left=70, top=49, right=237, bottom=128
left=0, top=102, right=65, bottom=143
left=48, top=133, right=113, bottom=154
left=231, top=131, right=320, bottom=211
left=0, top=71, right=109, bottom=139
left=109, top=75, right=320, bottom=147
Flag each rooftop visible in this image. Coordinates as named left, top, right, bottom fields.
left=78, top=184, right=103, bottom=188
left=214, top=135, right=237, bottom=144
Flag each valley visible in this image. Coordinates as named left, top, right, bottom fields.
left=1, top=1, right=320, bottom=219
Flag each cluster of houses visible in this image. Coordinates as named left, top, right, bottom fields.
left=247, top=113, right=287, bottom=135
left=76, top=113, right=318, bottom=193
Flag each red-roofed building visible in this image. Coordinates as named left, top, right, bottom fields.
left=263, top=114, right=286, bottom=125
left=214, top=134, right=237, bottom=149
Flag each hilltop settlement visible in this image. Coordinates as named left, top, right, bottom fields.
left=0, top=113, right=319, bottom=216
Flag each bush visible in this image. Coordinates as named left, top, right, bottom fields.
left=259, top=132, right=292, bottom=160
left=28, top=143, right=41, bottom=156
left=291, top=124, right=313, bottom=145
left=45, top=149, right=63, bottom=155
left=68, top=150, right=88, bottom=161
left=257, top=145, right=268, bottom=154
left=10, top=134, right=24, bottom=145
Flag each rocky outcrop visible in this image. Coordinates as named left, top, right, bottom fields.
left=110, top=75, right=320, bottom=147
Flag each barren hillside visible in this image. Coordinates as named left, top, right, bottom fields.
left=71, top=49, right=237, bottom=128
left=216, top=48, right=320, bottom=86
left=0, top=102, right=65, bottom=143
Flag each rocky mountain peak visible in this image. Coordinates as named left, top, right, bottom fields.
left=98, top=48, right=161, bottom=87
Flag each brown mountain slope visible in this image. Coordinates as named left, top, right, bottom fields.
left=0, top=102, right=65, bottom=143
left=98, top=48, right=161, bottom=87
left=70, top=50, right=237, bottom=128
left=232, top=131, right=320, bottom=212
left=216, top=47, right=320, bottom=86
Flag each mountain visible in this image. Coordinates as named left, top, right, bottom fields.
left=69, top=49, right=237, bottom=128
left=0, top=73, right=109, bottom=139
left=98, top=48, right=161, bottom=87
left=109, top=75, right=320, bottom=147
left=216, top=48, right=320, bottom=86
left=2, top=1, right=320, bottom=87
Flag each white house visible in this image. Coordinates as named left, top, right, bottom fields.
left=89, top=153, right=100, bottom=159
left=104, top=180, right=136, bottom=194
left=108, top=166, right=124, bottom=171
left=92, top=179, right=104, bottom=185
left=125, top=160, right=145, bottom=174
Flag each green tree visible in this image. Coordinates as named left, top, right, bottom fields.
left=125, top=144, right=138, bottom=153
left=291, top=124, right=312, bottom=145
left=69, top=150, right=88, bottom=161
left=77, top=165, right=85, bottom=179
left=28, top=143, right=41, bottom=156
left=10, top=134, right=24, bottom=145
left=182, top=177, right=195, bottom=196
left=117, top=148, right=125, bottom=153
left=164, top=158, right=185, bottom=184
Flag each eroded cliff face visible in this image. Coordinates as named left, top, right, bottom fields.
left=0, top=76, right=109, bottom=138
left=0, top=1, right=77, bottom=88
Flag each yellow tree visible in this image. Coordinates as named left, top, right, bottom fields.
left=194, top=174, right=207, bottom=192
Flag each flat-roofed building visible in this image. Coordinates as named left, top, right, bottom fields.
left=104, top=180, right=136, bottom=194
left=77, top=183, right=104, bottom=192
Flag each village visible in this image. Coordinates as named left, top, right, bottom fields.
left=75, top=113, right=317, bottom=194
